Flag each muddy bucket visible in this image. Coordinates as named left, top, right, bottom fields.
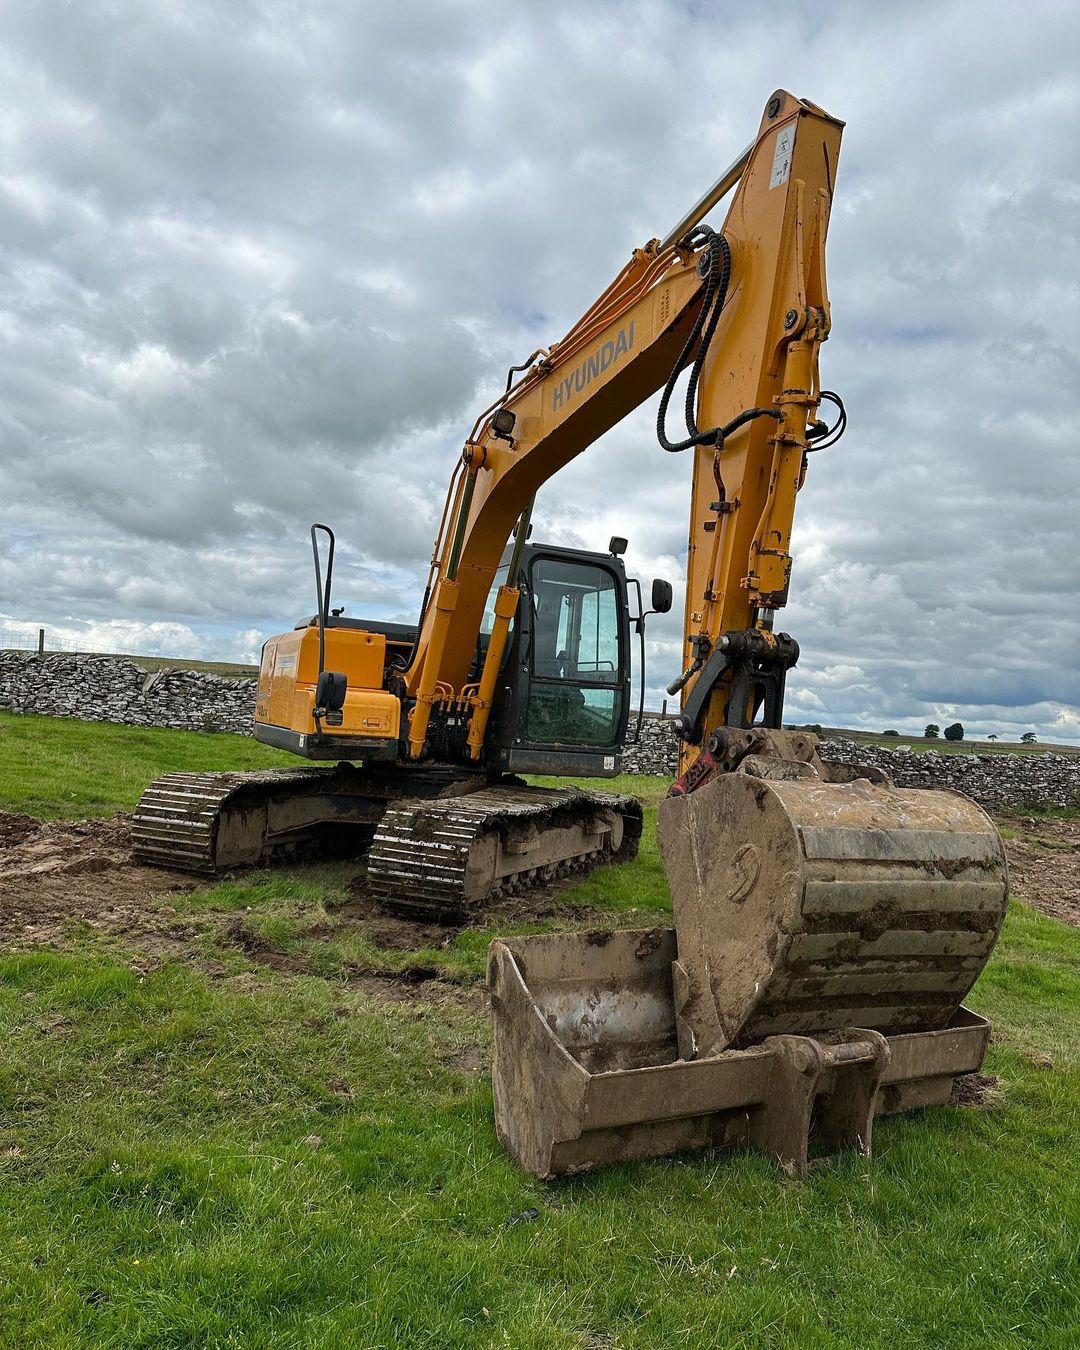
left=658, top=769, right=1008, bottom=1060
left=488, top=927, right=992, bottom=1179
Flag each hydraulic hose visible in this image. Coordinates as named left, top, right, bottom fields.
left=657, top=227, right=783, bottom=453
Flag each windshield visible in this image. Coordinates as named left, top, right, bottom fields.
left=526, top=556, right=622, bottom=748
left=479, top=563, right=510, bottom=638
left=529, top=557, right=620, bottom=684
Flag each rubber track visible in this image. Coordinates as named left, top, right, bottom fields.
left=368, top=785, right=642, bottom=924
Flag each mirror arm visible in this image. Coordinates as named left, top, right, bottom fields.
left=628, top=577, right=647, bottom=743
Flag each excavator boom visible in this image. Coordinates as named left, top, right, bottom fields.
left=404, top=91, right=843, bottom=771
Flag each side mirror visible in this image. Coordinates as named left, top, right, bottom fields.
left=651, top=578, right=673, bottom=614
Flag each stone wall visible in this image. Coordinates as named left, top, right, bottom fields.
left=2, top=655, right=1077, bottom=810
left=817, top=736, right=1080, bottom=811
left=621, top=715, right=1080, bottom=810
left=622, top=713, right=683, bottom=776
left=0, top=652, right=257, bottom=736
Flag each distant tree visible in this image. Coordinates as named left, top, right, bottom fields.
left=1020, top=731, right=1038, bottom=744
left=924, top=723, right=940, bottom=739
left=944, top=722, right=964, bottom=741
left=883, top=729, right=900, bottom=737
left=987, top=733, right=998, bottom=742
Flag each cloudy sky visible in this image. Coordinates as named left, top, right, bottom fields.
left=1, top=0, right=1078, bottom=743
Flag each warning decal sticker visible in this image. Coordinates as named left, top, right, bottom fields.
left=769, top=124, right=794, bottom=189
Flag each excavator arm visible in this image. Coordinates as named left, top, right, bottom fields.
left=404, top=90, right=844, bottom=768
left=483, top=99, right=1009, bottom=1186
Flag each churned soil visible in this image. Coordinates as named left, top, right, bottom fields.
left=997, top=813, right=1080, bottom=928
left=0, top=811, right=485, bottom=1010
left=3, top=807, right=1076, bottom=961
left=0, top=811, right=195, bottom=948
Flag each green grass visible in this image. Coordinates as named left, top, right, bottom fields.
left=1, top=720, right=1079, bottom=1346
left=0, top=711, right=294, bottom=818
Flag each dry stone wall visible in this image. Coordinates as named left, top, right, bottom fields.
left=818, top=736, right=1080, bottom=811
left=0, top=652, right=256, bottom=736
left=1, top=656, right=1077, bottom=810
left=622, top=713, right=683, bottom=776
left=620, top=715, right=1080, bottom=810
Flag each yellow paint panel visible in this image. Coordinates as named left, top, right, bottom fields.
left=255, top=625, right=395, bottom=738
left=294, top=686, right=400, bottom=740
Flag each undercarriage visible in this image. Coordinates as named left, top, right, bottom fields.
left=131, top=765, right=642, bottom=924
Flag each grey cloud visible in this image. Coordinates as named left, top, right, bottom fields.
left=0, top=0, right=1077, bottom=741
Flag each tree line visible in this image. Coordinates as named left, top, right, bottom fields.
left=880, top=724, right=1038, bottom=744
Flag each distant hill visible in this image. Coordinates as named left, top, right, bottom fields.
left=807, top=725, right=1080, bottom=758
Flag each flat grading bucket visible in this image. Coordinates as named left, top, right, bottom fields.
left=488, top=761, right=1007, bottom=1179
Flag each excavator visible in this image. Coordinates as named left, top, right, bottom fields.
left=135, top=90, right=1007, bottom=1175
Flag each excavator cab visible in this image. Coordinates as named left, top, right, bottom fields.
left=483, top=540, right=657, bottom=778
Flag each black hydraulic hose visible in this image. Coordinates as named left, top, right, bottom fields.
left=657, top=228, right=784, bottom=453
left=310, top=523, right=335, bottom=678
left=682, top=231, right=731, bottom=443
left=657, top=226, right=732, bottom=453
left=805, top=390, right=847, bottom=451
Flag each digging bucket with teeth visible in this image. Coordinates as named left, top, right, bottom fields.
left=488, top=741, right=1007, bottom=1179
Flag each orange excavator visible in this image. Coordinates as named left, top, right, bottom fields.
left=135, top=95, right=1007, bottom=1174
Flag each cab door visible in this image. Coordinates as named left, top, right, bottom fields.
left=492, top=550, right=631, bottom=775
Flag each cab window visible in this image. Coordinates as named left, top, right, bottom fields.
left=526, top=556, right=623, bottom=748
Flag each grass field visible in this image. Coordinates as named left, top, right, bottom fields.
left=816, top=726, right=1080, bottom=758
left=1, top=713, right=1078, bottom=1347
left=0, top=712, right=294, bottom=818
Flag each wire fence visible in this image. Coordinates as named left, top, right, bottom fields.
left=0, top=627, right=191, bottom=661
left=1, top=626, right=675, bottom=707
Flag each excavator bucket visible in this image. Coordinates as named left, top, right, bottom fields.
left=488, top=757, right=1007, bottom=1179
left=658, top=762, right=1007, bottom=1060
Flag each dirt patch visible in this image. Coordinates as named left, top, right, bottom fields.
left=997, top=813, right=1080, bottom=927
left=0, top=812, right=41, bottom=849
left=224, top=919, right=310, bottom=974
left=442, top=1044, right=485, bottom=1077
left=0, top=810, right=195, bottom=948
left=336, top=879, right=459, bottom=952
left=340, top=871, right=599, bottom=948
left=345, top=967, right=487, bottom=1014
left=482, top=888, right=600, bottom=928
left=949, top=1072, right=1002, bottom=1109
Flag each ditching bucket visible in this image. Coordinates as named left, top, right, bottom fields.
left=658, top=766, right=1008, bottom=1061
left=488, top=928, right=992, bottom=1178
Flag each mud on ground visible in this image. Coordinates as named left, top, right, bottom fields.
left=0, top=812, right=199, bottom=949
left=0, top=810, right=570, bottom=1012
left=2, top=807, right=1076, bottom=963
left=995, top=812, right=1080, bottom=928
left=1, top=806, right=1054, bottom=1115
